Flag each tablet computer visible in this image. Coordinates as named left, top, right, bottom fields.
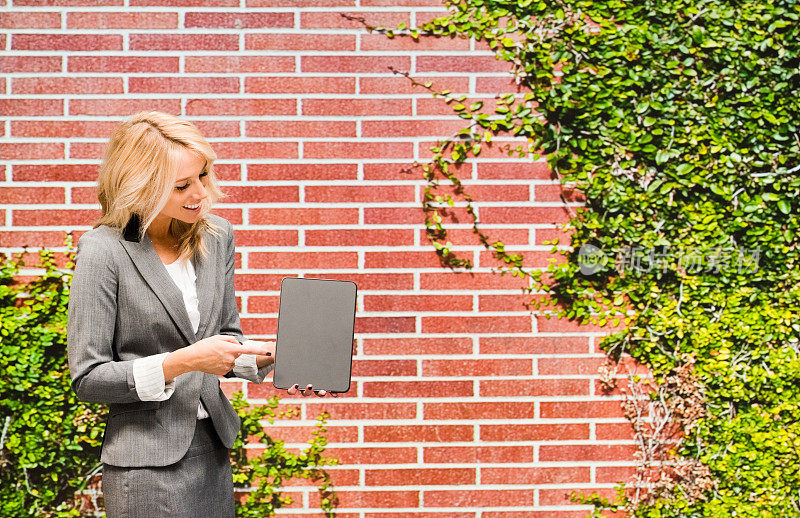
left=272, top=277, right=357, bottom=393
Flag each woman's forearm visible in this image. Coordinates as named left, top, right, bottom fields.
left=162, top=347, right=196, bottom=383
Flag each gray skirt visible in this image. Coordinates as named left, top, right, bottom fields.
left=101, top=418, right=235, bottom=518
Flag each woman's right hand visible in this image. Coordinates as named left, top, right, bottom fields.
left=187, top=335, right=272, bottom=376
left=164, top=335, right=273, bottom=381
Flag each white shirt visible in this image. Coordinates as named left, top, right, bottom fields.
left=131, top=256, right=272, bottom=418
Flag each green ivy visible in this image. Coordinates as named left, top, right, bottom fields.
left=0, top=242, right=339, bottom=517
left=369, top=0, right=800, bottom=515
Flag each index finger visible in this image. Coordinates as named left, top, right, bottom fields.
left=233, top=343, right=273, bottom=356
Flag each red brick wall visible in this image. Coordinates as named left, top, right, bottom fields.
left=0, top=2, right=634, bottom=515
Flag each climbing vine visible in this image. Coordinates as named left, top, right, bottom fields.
left=367, top=1, right=800, bottom=515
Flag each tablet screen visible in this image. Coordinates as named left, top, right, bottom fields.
left=272, top=277, right=356, bottom=392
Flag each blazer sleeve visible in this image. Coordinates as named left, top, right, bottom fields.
left=67, top=232, right=143, bottom=404
left=218, top=220, right=275, bottom=383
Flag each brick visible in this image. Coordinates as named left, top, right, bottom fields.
left=305, top=229, right=414, bottom=247
left=362, top=119, right=467, bottom=138
left=246, top=120, right=356, bottom=138
left=424, top=490, right=533, bottom=508
left=68, top=56, right=179, bottom=73
left=363, top=425, right=473, bottom=443
left=416, top=96, right=501, bottom=116
left=417, top=55, right=511, bottom=73
left=0, top=99, right=63, bottom=116
left=71, top=186, right=102, bottom=204
left=209, top=164, right=242, bottom=182
left=246, top=33, right=355, bottom=51
left=539, top=486, right=625, bottom=507
left=213, top=141, right=298, bottom=160
left=539, top=357, right=607, bottom=377
left=245, top=295, right=279, bottom=313
left=248, top=0, right=355, bottom=5
left=351, top=359, right=416, bottom=376
left=1, top=56, right=62, bottom=73
left=366, top=468, right=475, bottom=486
left=424, top=445, right=532, bottom=464
left=420, top=272, right=530, bottom=291
left=480, top=336, right=590, bottom=355
left=535, top=183, right=586, bottom=202
left=1, top=11, right=61, bottom=28
left=250, top=208, right=359, bottom=226
left=480, top=379, right=590, bottom=397
left=69, top=98, right=180, bottom=116
left=305, top=185, right=414, bottom=203
left=303, top=142, right=413, bottom=160
left=483, top=513, right=587, bottom=518
left=425, top=402, right=535, bottom=420
left=207, top=208, right=242, bottom=223
left=130, top=0, right=237, bottom=4
left=418, top=228, right=530, bottom=247
left=185, top=12, right=293, bottom=28
left=303, top=98, right=411, bottom=117
left=303, top=54, right=410, bottom=74
left=309, top=490, right=419, bottom=509
left=12, top=77, right=123, bottom=95
left=354, top=316, right=416, bottom=334
left=364, top=514, right=473, bottom=518
left=12, top=33, right=122, bottom=51
left=431, top=184, right=530, bottom=202
left=364, top=251, right=444, bottom=269
left=13, top=209, right=100, bottom=227
left=540, top=400, right=626, bottom=419
left=534, top=227, right=574, bottom=246
left=221, top=186, right=298, bottom=203
left=595, top=423, right=637, bottom=441
left=240, top=317, right=277, bottom=334
left=185, top=120, right=241, bottom=138
left=305, top=402, right=416, bottom=420
left=478, top=293, right=542, bottom=312
left=478, top=251, right=562, bottom=270
left=0, top=231, right=71, bottom=248
left=424, top=358, right=532, bottom=377
left=300, top=11, right=409, bottom=30
left=11, top=120, right=118, bottom=139
left=476, top=161, right=553, bottom=180
left=185, top=98, right=295, bottom=116
left=480, top=423, right=590, bottom=441
left=539, top=444, right=638, bottom=462
left=13, top=164, right=97, bottom=182
left=129, top=77, right=239, bottom=94
left=13, top=0, right=122, bottom=5
left=67, top=11, right=178, bottom=29
left=363, top=337, right=473, bottom=356
left=595, top=466, right=637, bottom=484
left=359, top=76, right=469, bottom=95
left=129, top=33, right=238, bottom=51
left=248, top=163, right=357, bottom=181
left=363, top=206, right=470, bottom=225
left=361, top=33, right=470, bottom=51
left=306, top=273, right=413, bottom=291
left=0, top=187, right=64, bottom=205
left=244, top=425, right=358, bottom=444
left=362, top=380, right=473, bottom=398
left=184, top=55, right=295, bottom=73
left=248, top=381, right=358, bottom=399
left=233, top=230, right=298, bottom=247
left=362, top=162, right=430, bottom=180
left=246, top=76, right=355, bottom=94
left=475, top=75, right=535, bottom=94
left=323, top=446, right=417, bottom=464
left=0, top=143, right=64, bottom=160
left=363, top=294, right=473, bottom=312
left=280, top=468, right=359, bottom=487
left=481, top=206, right=573, bottom=225
left=482, top=466, right=591, bottom=485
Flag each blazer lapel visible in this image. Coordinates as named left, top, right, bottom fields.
left=192, top=246, right=217, bottom=339
left=118, top=230, right=198, bottom=345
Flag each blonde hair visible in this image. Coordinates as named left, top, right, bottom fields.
left=95, top=111, right=226, bottom=261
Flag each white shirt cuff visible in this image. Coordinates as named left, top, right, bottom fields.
left=132, top=352, right=175, bottom=401
left=232, top=340, right=275, bottom=384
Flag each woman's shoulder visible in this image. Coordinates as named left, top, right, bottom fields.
left=74, top=225, right=123, bottom=267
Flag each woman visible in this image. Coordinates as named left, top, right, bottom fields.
left=67, top=111, right=335, bottom=517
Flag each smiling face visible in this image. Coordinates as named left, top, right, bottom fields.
left=149, top=147, right=210, bottom=235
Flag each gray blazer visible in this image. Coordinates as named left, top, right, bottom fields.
left=67, top=213, right=267, bottom=467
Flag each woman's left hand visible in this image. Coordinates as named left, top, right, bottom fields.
left=246, top=340, right=275, bottom=369
left=288, top=384, right=339, bottom=397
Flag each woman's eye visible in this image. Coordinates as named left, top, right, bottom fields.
left=176, top=184, right=189, bottom=191
left=200, top=171, right=208, bottom=178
